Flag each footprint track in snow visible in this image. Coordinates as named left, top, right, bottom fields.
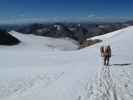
left=83, top=66, right=120, bottom=100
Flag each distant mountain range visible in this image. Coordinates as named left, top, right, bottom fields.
left=0, top=21, right=133, bottom=45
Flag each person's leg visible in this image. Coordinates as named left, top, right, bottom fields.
left=103, top=57, right=105, bottom=65
left=107, top=57, right=110, bottom=66
left=104, top=57, right=107, bottom=65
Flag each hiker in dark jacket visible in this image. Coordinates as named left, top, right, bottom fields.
left=100, top=45, right=112, bottom=66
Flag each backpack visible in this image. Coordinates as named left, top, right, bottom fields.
left=100, top=46, right=104, bottom=57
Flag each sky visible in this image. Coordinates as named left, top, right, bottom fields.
left=0, top=0, right=133, bottom=24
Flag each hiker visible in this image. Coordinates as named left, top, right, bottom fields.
left=100, top=45, right=112, bottom=66
left=100, top=46, right=104, bottom=57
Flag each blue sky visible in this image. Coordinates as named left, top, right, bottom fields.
left=0, top=0, right=133, bottom=23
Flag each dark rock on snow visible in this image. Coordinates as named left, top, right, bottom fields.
left=0, top=29, right=20, bottom=45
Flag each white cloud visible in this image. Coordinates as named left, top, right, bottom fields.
left=88, top=14, right=95, bottom=18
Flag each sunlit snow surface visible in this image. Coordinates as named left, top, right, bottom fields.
left=0, top=27, right=133, bottom=100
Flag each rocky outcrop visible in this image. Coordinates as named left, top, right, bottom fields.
left=0, top=29, right=20, bottom=45
left=80, top=39, right=102, bottom=48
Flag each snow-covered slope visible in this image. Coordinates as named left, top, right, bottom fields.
left=0, top=26, right=133, bottom=100
left=8, top=31, right=79, bottom=51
